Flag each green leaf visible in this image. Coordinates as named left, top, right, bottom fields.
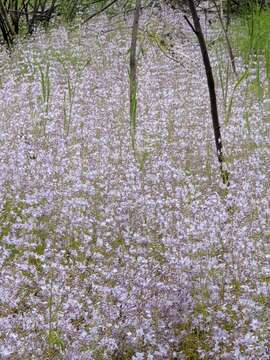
left=48, top=330, right=65, bottom=351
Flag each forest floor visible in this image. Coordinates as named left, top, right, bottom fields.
left=0, top=6, right=269, bottom=359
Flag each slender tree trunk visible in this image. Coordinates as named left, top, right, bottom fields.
left=225, top=0, right=231, bottom=30
left=129, top=0, right=141, bottom=152
left=0, top=18, right=12, bottom=45
left=184, top=0, right=229, bottom=185
left=28, top=0, right=39, bottom=33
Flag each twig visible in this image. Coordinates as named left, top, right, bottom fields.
left=184, top=14, right=196, bottom=34
left=212, top=0, right=236, bottom=75
left=83, top=0, right=118, bottom=24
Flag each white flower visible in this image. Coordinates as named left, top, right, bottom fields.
left=132, top=353, right=145, bottom=360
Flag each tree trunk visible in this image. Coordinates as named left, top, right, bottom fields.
left=129, top=0, right=141, bottom=152
left=184, top=0, right=229, bottom=184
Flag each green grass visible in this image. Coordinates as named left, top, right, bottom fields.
left=231, top=5, right=270, bottom=96
left=231, top=5, right=270, bottom=59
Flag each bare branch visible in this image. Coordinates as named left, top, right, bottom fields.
left=83, top=0, right=118, bottom=24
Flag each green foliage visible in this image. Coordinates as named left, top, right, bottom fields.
left=179, top=327, right=210, bottom=359
left=54, top=51, right=90, bottom=136
left=47, top=329, right=65, bottom=351
left=225, top=69, right=250, bottom=123
left=28, top=256, right=43, bottom=272
left=0, top=197, right=26, bottom=241
left=38, top=63, right=50, bottom=109
left=37, top=62, right=51, bottom=134
left=231, top=5, right=270, bottom=95
left=59, top=0, right=80, bottom=22
left=129, top=77, right=137, bottom=152
left=231, top=5, right=269, bottom=57
left=247, top=61, right=264, bottom=99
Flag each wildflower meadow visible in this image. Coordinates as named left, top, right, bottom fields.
left=0, top=2, right=270, bottom=359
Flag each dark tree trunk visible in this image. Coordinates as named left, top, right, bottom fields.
left=184, top=0, right=229, bottom=184
left=129, top=0, right=141, bottom=152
